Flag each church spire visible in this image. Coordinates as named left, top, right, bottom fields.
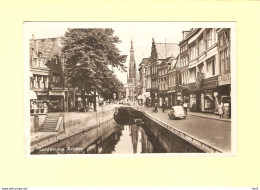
left=128, top=39, right=137, bottom=85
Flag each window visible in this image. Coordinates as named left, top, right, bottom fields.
left=190, top=43, right=197, bottom=60
left=43, top=76, right=48, bottom=88
left=189, top=68, right=196, bottom=83
left=224, top=48, right=230, bottom=74
left=212, top=59, right=215, bottom=76
left=207, top=29, right=212, bottom=48
left=53, top=73, right=61, bottom=83
left=198, top=35, right=205, bottom=55
left=220, top=51, right=225, bottom=75
left=219, top=34, right=224, bottom=47
left=38, top=52, right=42, bottom=58
left=37, top=75, right=41, bottom=88
left=30, top=77, right=35, bottom=89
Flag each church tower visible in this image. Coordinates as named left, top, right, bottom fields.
left=125, top=39, right=137, bottom=102
left=127, top=39, right=137, bottom=85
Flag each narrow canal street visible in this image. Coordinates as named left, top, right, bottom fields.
left=137, top=106, right=231, bottom=152
left=32, top=104, right=231, bottom=154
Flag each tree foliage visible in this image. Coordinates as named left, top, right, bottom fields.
left=61, top=28, right=127, bottom=95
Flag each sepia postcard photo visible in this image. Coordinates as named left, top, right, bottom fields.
left=24, top=22, right=236, bottom=156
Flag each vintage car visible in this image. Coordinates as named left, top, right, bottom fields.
left=168, top=105, right=187, bottom=120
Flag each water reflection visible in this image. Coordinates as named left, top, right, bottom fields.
left=33, top=119, right=166, bottom=154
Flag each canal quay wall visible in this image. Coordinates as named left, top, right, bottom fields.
left=30, top=108, right=115, bottom=153
left=129, top=107, right=222, bottom=153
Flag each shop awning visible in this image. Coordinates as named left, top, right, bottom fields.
left=36, top=92, right=48, bottom=96
left=49, top=91, right=64, bottom=96
left=30, top=90, right=37, bottom=99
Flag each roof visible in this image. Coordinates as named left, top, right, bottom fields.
left=139, top=58, right=150, bottom=66
left=30, top=37, right=62, bottom=65
left=155, top=43, right=180, bottom=60
left=158, top=56, right=172, bottom=68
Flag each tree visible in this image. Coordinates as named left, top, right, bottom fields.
left=100, top=70, right=125, bottom=101
left=62, top=28, right=127, bottom=111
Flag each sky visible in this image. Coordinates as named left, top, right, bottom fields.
left=24, top=22, right=231, bottom=84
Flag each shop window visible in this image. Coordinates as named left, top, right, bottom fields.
left=204, top=93, right=214, bottom=111
left=30, top=99, right=48, bottom=114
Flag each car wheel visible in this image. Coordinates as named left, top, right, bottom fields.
left=183, top=116, right=186, bottom=119
left=172, top=115, right=175, bottom=120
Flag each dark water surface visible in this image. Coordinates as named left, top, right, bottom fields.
left=33, top=119, right=166, bottom=154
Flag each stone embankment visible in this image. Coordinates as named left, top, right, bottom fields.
left=30, top=106, right=115, bottom=153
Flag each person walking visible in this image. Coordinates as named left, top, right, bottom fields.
left=162, top=101, right=165, bottom=113
left=218, top=100, right=224, bottom=118
left=183, top=101, right=188, bottom=115
left=154, top=103, right=158, bottom=113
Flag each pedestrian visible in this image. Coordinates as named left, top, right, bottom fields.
left=162, top=101, right=166, bottom=113
left=183, top=101, right=188, bottom=115
left=218, top=100, right=224, bottom=118
left=154, top=103, right=158, bottom=113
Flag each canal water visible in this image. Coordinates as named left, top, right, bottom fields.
left=33, top=118, right=166, bottom=154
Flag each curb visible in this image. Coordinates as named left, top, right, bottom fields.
left=188, top=113, right=231, bottom=123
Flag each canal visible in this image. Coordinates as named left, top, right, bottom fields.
left=32, top=106, right=205, bottom=154
left=32, top=118, right=167, bottom=154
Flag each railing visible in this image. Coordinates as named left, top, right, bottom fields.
left=132, top=106, right=223, bottom=153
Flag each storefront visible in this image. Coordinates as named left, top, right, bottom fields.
left=151, top=91, right=158, bottom=107
left=182, top=88, right=189, bottom=105
left=30, top=90, right=49, bottom=115
left=218, top=73, right=231, bottom=118
left=159, top=91, right=167, bottom=107
left=176, top=90, right=182, bottom=105
left=49, top=90, right=64, bottom=112
left=188, top=76, right=218, bottom=113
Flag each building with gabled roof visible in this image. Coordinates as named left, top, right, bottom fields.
left=149, top=38, right=180, bottom=106
left=30, top=35, right=75, bottom=118
left=138, top=57, right=150, bottom=104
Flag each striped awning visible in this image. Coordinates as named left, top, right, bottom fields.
left=30, top=90, right=37, bottom=99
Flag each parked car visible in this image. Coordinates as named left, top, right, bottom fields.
left=168, top=105, right=187, bottom=120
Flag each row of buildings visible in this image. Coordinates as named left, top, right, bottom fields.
left=136, top=28, right=231, bottom=117
left=29, top=36, right=100, bottom=115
